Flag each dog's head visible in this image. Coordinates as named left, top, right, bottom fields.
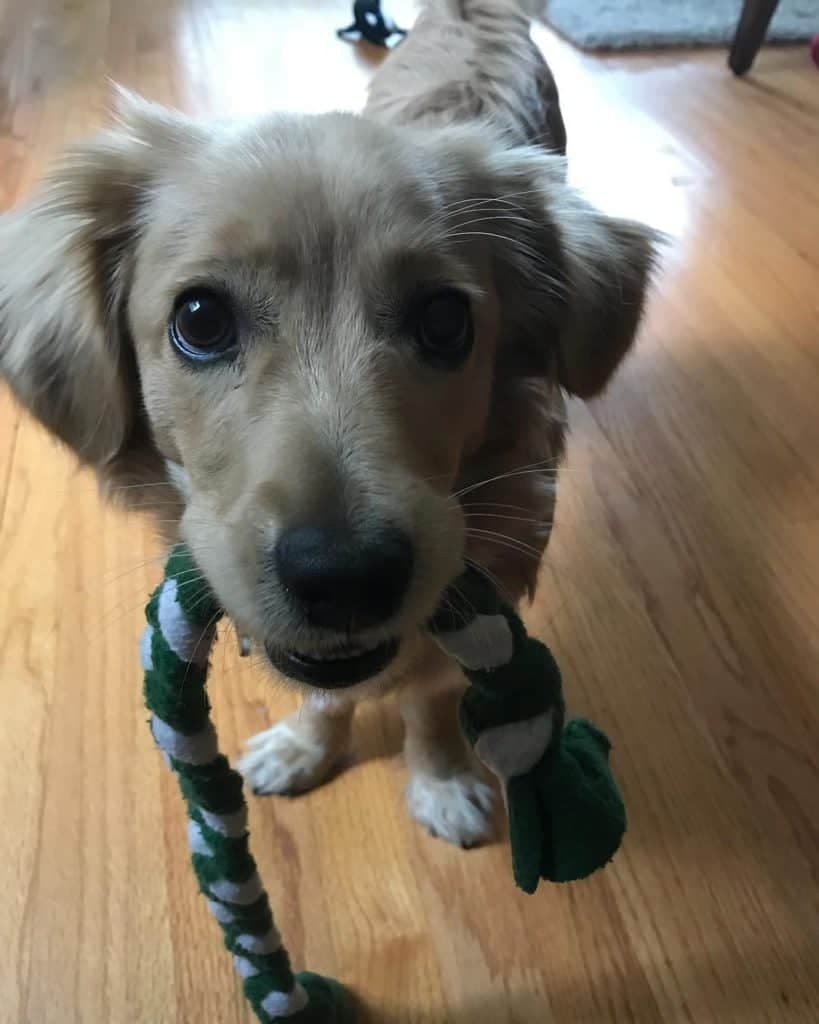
left=0, top=96, right=657, bottom=690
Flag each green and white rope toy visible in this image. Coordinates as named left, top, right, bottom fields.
left=143, top=545, right=626, bottom=1022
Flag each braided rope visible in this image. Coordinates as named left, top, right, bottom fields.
left=142, top=547, right=352, bottom=1022
left=141, top=547, right=623, bottom=1018
left=428, top=566, right=625, bottom=891
left=427, top=567, right=563, bottom=778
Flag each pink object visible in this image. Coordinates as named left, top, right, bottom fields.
left=811, top=34, right=819, bottom=68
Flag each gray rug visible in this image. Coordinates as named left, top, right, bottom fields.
left=540, top=0, right=818, bottom=51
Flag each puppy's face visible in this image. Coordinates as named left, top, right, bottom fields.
left=0, top=99, right=657, bottom=690
left=133, top=114, right=497, bottom=687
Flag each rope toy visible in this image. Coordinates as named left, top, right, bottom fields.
left=143, top=545, right=625, bottom=1021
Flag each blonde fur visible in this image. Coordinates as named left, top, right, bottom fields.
left=0, top=1, right=658, bottom=845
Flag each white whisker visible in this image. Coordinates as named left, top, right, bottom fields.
left=467, top=526, right=544, bottom=557
left=464, top=512, right=551, bottom=526
left=452, top=460, right=562, bottom=500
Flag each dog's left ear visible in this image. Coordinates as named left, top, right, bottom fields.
left=549, top=202, right=660, bottom=397
left=457, top=144, right=661, bottom=397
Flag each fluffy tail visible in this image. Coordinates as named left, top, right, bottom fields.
left=436, top=0, right=533, bottom=34
left=366, top=0, right=563, bottom=151
left=428, top=0, right=541, bottom=86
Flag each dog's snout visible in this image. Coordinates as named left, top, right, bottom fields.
left=274, top=524, right=414, bottom=630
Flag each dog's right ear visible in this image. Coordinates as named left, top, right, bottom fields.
left=0, top=92, right=202, bottom=467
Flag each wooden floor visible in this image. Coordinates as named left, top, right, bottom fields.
left=1, top=2, right=818, bottom=1021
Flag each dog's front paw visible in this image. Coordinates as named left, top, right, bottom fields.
left=238, top=720, right=341, bottom=796
left=406, top=771, right=495, bottom=848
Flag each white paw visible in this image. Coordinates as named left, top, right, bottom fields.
left=238, top=721, right=337, bottom=796
left=406, top=772, right=495, bottom=848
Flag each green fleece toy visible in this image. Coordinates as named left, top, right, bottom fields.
left=142, top=546, right=625, bottom=1022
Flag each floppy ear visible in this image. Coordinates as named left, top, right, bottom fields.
left=0, top=93, right=201, bottom=468
left=462, top=145, right=660, bottom=398
left=550, top=202, right=659, bottom=397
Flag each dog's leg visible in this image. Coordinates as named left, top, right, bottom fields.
left=401, top=647, right=495, bottom=847
left=238, top=694, right=355, bottom=795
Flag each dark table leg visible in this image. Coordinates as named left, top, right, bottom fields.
left=729, top=0, right=781, bottom=75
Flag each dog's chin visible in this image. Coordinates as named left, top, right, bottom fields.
left=264, top=636, right=401, bottom=689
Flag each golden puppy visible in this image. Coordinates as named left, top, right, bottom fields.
left=0, top=1, right=657, bottom=845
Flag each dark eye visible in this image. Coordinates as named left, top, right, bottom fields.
left=170, top=290, right=237, bottom=362
left=415, top=289, right=473, bottom=367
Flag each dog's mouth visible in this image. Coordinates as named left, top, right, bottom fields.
left=265, top=637, right=400, bottom=688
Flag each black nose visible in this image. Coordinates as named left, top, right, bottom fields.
left=274, top=524, right=414, bottom=631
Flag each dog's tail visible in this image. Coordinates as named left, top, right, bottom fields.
left=435, top=0, right=534, bottom=36
left=366, top=0, right=562, bottom=151
left=429, top=0, right=544, bottom=93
